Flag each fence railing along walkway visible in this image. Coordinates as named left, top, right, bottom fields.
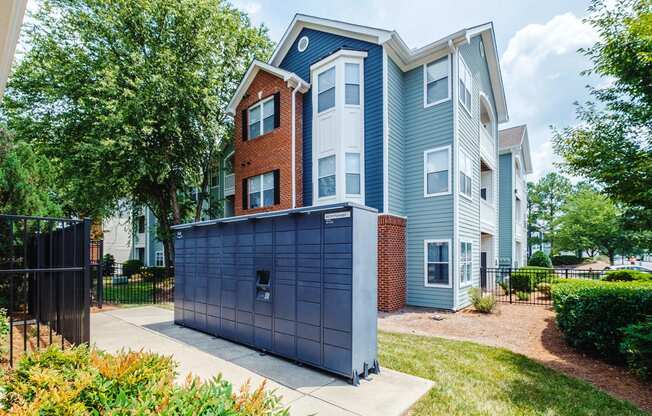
left=93, top=262, right=174, bottom=306
left=481, top=267, right=606, bottom=306
left=0, top=215, right=91, bottom=366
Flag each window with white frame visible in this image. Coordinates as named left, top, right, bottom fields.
left=424, top=147, right=450, bottom=196
left=459, top=56, right=472, bottom=112
left=459, top=150, right=473, bottom=199
left=460, top=241, right=472, bottom=285
left=345, top=63, right=360, bottom=105
left=318, top=155, right=336, bottom=198
left=345, top=153, right=361, bottom=195
left=248, top=96, right=275, bottom=139
left=248, top=172, right=275, bottom=209
left=318, top=67, right=336, bottom=112
left=155, top=251, right=164, bottom=267
left=424, top=56, right=450, bottom=106
left=425, top=240, right=449, bottom=286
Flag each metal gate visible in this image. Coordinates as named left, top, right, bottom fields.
left=0, top=215, right=91, bottom=366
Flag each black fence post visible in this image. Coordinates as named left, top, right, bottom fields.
left=82, top=219, right=91, bottom=344
left=508, top=268, right=513, bottom=304
left=97, top=240, right=104, bottom=309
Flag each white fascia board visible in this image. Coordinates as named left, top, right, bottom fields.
left=0, top=0, right=27, bottom=100
left=309, top=49, right=368, bottom=72
left=269, top=14, right=392, bottom=67
left=521, top=127, right=534, bottom=174
left=226, top=60, right=309, bottom=115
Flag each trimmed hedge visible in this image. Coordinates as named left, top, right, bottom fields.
left=602, top=269, right=652, bottom=282
left=122, top=259, right=143, bottom=277
left=551, top=255, right=584, bottom=266
left=142, top=266, right=169, bottom=282
left=620, top=317, right=652, bottom=379
left=528, top=251, right=552, bottom=268
left=0, top=346, right=287, bottom=414
left=551, top=280, right=652, bottom=361
left=510, top=266, right=554, bottom=293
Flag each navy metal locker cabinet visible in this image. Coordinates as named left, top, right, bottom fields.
left=172, top=203, right=378, bottom=383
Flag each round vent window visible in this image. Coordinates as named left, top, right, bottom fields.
left=297, top=36, right=309, bottom=52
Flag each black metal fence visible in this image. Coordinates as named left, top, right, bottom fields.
left=96, top=262, right=174, bottom=306
left=481, top=267, right=606, bottom=306
left=0, top=215, right=91, bottom=366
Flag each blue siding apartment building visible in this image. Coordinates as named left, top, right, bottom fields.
left=122, top=14, right=532, bottom=311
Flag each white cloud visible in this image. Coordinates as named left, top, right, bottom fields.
left=232, top=1, right=261, bottom=16
left=501, top=13, right=599, bottom=181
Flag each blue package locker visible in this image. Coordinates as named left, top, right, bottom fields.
left=171, top=203, right=378, bottom=383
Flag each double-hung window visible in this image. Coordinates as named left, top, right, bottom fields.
left=155, top=251, right=164, bottom=267
left=318, top=67, right=336, bottom=112
left=318, top=155, right=336, bottom=198
left=460, top=241, right=472, bottom=286
left=248, top=172, right=275, bottom=209
left=459, top=150, right=473, bottom=199
left=248, top=97, right=275, bottom=139
left=424, top=55, right=450, bottom=106
left=425, top=240, right=449, bottom=286
left=424, top=147, right=450, bottom=196
left=459, top=57, right=472, bottom=112
left=345, top=153, right=361, bottom=195
left=345, top=63, right=360, bottom=105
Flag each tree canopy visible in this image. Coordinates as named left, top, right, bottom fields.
left=553, top=0, right=652, bottom=229
left=527, top=172, right=572, bottom=255
left=2, top=0, right=273, bottom=264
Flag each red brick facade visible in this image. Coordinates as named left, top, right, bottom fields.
left=377, top=214, right=406, bottom=312
left=233, top=70, right=303, bottom=216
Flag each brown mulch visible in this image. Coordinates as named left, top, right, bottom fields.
left=1, top=322, right=70, bottom=368
left=379, top=304, right=652, bottom=413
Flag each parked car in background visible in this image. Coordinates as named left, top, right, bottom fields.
left=605, top=264, right=652, bottom=273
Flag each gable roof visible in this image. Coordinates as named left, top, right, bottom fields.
left=499, top=125, right=533, bottom=174
left=226, top=60, right=309, bottom=115
left=268, top=14, right=508, bottom=123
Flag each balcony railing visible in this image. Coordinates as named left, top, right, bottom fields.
left=480, top=128, right=495, bottom=164
left=224, top=173, right=235, bottom=196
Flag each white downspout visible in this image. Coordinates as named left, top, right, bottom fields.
left=290, top=79, right=302, bottom=209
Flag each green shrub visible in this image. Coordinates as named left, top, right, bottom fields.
left=468, top=288, right=497, bottom=313
left=528, top=251, right=552, bottom=268
left=537, top=282, right=552, bottom=297
left=516, top=291, right=530, bottom=301
left=0, top=345, right=287, bottom=415
left=551, top=280, right=652, bottom=361
left=620, top=317, right=652, bottom=379
left=551, top=255, right=584, bottom=266
left=0, top=308, right=8, bottom=357
left=102, top=253, right=116, bottom=276
left=122, top=259, right=143, bottom=277
left=498, top=280, right=510, bottom=295
left=603, top=269, right=652, bottom=282
left=142, top=266, right=169, bottom=282
left=510, top=266, right=553, bottom=293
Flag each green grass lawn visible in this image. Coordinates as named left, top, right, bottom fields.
left=378, top=331, right=648, bottom=416
left=103, top=281, right=155, bottom=304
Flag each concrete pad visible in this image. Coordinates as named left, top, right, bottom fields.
left=91, top=306, right=433, bottom=416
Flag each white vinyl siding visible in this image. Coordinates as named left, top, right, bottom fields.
left=424, top=146, right=451, bottom=197
left=424, top=55, right=451, bottom=107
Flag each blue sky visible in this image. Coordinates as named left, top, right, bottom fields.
left=232, top=0, right=601, bottom=180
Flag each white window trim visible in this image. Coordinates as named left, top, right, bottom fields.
left=247, top=95, right=275, bottom=139
left=317, top=65, right=336, bottom=114
left=248, top=172, right=275, bottom=209
left=317, top=154, right=337, bottom=200
left=459, top=149, right=473, bottom=202
left=458, top=55, right=473, bottom=116
left=344, top=152, right=361, bottom=196
left=424, top=239, right=452, bottom=288
left=155, top=250, right=165, bottom=267
left=423, top=145, right=452, bottom=198
left=459, top=239, right=473, bottom=288
left=423, top=54, right=452, bottom=108
left=344, top=62, right=362, bottom=108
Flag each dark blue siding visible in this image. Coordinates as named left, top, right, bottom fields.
left=279, top=28, right=384, bottom=211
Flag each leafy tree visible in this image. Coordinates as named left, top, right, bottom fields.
left=556, top=188, right=623, bottom=264
left=2, top=0, right=273, bottom=266
left=528, top=251, right=552, bottom=268
left=553, top=0, right=652, bottom=229
left=0, top=128, right=62, bottom=217
left=527, top=173, right=572, bottom=255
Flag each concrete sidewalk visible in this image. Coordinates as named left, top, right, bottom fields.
left=91, top=306, right=432, bottom=416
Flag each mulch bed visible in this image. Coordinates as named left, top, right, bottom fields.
left=1, top=322, right=70, bottom=368
left=379, top=303, right=652, bottom=413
